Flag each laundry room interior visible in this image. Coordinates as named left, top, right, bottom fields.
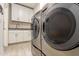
left=0, top=3, right=79, bottom=56
left=0, top=3, right=46, bottom=56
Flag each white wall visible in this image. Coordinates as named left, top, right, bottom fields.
left=0, top=3, right=4, bottom=55
left=40, top=3, right=47, bottom=9
left=34, top=3, right=40, bottom=14
left=33, top=3, right=48, bottom=13
left=3, top=4, right=9, bottom=47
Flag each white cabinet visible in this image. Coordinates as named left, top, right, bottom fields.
left=9, top=30, right=24, bottom=43
left=23, top=30, right=31, bottom=41
left=8, top=30, right=17, bottom=43
left=16, top=30, right=24, bottom=42
left=11, top=4, right=33, bottom=22
left=9, top=30, right=32, bottom=44
left=22, top=7, right=33, bottom=22
left=11, top=4, right=19, bottom=21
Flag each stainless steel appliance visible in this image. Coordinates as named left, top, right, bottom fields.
left=31, top=11, right=42, bottom=56
left=41, top=3, right=79, bottom=56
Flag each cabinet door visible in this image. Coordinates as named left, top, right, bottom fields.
left=23, top=30, right=32, bottom=41
left=11, top=4, right=33, bottom=22
left=26, top=8, right=33, bottom=23
left=18, top=5, right=25, bottom=22
left=16, top=30, right=24, bottom=42
left=20, top=6, right=33, bottom=22
left=11, top=4, right=19, bottom=21
left=8, top=30, right=17, bottom=44
left=19, top=6, right=27, bottom=22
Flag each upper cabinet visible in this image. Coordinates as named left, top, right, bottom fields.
left=11, top=4, right=34, bottom=23
left=11, top=4, right=19, bottom=21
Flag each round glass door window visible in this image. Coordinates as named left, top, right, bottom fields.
left=43, top=7, right=76, bottom=50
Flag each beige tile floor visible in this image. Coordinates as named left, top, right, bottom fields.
left=4, top=41, right=32, bottom=56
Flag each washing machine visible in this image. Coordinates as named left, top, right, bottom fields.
left=41, top=3, right=79, bottom=56
left=31, top=11, right=43, bottom=56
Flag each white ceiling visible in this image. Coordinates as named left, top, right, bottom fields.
left=20, top=3, right=39, bottom=9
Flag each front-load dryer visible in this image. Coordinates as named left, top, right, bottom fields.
left=31, top=11, right=42, bottom=56
left=41, top=3, right=79, bottom=56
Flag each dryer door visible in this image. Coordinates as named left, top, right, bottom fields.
left=43, top=3, right=79, bottom=51
left=32, top=16, right=39, bottom=39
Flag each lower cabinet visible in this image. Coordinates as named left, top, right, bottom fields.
left=23, top=30, right=32, bottom=41
left=16, top=30, right=24, bottom=42
left=8, top=30, right=17, bottom=43
left=8, top=30, right=32, bottom=44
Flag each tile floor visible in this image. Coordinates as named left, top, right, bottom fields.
left=4, top=41, right=32, bottom=56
